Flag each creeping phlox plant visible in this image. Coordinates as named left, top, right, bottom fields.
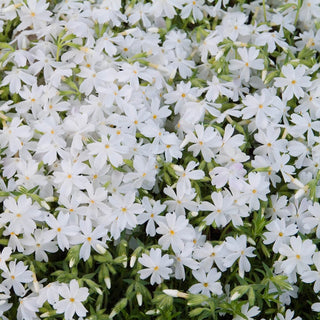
left=1, top=0, right=320, bottom=319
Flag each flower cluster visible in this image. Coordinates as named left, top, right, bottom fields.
left=0, top=0, right=320, bottom=319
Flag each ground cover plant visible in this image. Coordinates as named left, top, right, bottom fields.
left=1, top=0, right=320, bottom=319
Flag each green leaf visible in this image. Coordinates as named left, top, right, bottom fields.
left=189, top=307, right=209, bottom=318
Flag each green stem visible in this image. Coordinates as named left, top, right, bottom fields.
left=262, top=0, right=267, bottom=23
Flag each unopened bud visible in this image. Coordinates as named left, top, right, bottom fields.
left=230, top=291, right=241, bottom=301
left=69, top=258, right=75, bottom=268
left=130, top=255, right=137, bottom=268
left=146, top=309, right=160, bottom=315
left=190, top=211, right=198, bottom=217
left=96, top=287, right=103, bottom=295
left=147, top=27, right=159, bottom=33
left=136, top=293, right=143, bottom=306
left=295, top=188, right=305, bottom=200
left=104, top=277, right=111, bottom=289
left=40, top=201, right=50, bottom=210
left=163, top=289, right=189, bottom=298
left=96, top=244, right=106, bottom=255
left=109, top=310, right=117, bottom=319
left=32, top=272, right=39, bottom=293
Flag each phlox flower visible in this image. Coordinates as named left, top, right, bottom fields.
left=54, top=279, right=89, bottom=320
left=172, top=243, right=199, bottom=280
left=275, top=309, right=302, bottom=320
left=210, top=163, right=246, bottom=189
left=163, top=184, right=198, bottom=216
left=53, top=159, right=89, bottom=197
left=193, top=242, right=226, bottom=272
left=217, top=11, right=251, bottom=41
left=1, top=67, right=36, bottom=94
left=1, top=195, right=43, bottom=236
left=127, top=2, right=152, bottom=28
left=138, top=248, right=173, bottom=285
left=189, top=267, right=223, bottom=297
left=199, top=191, right=237, bottom=228
left=233, top=303, right=260, bottom=320
left=167, top=51, right=195, bottom=79
left=224, top=235, right=256, bottom=278
left=164, top=29, right=192, bottom=58
left=263, top=218, right=298, bottom=253
left=0, top=247, right=12, bottom=272
left=73, top=219, right=108, bottom=261
left=274, top=64, right=311, bottom=101
left=279, top=236, right=316, bottom=276
left=241, top=89, right=278, bottom=130
left=151, top=0, right=182, bottom=19
left=0, top=117, right=32, bottom=155
left=303, top=202, right=320, bottom=237
left=109, top=192, right=144, bottom=239
left=229, top=47, right=264, bottom=83
left=17, top=0, right=52, bottom=31
left=88, top=134, right=127, bottom=169
left=253, top=127, right=287, bottom=158
left=1, top=260, right=33, bottom=296
left=156, top=212, right=194, bottom=254
left=289, top=112, right=320, bottom=145
left=180, top=124, right=222, bottom=162
left=138, top=197, right=166, bottom=237
left=174, top=161, right=205, bottom=195
left=242, top=172, right=270, bottom=211
left=205, top=74, right=233, bottom=102
left=301, top=252, right=320, bottom=293
left=0, top=285, right=11, bottom=317
left=46, top=212, right=79, bottom=251
left=21, top=228, right=58, bottom=262
left=164, top=81, right=200, bottom=115
left=180, top=0, right=205, bottom=21
left=299, top=0, right=320, bottom=21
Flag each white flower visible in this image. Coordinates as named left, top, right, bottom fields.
left=274, top=64, right=311, bottom=101
left=233, top=303, right=260, bottom=320
left=279, top=236, right=316, bottom=276
left=229, top=47, right=264, bottom=82
left=181, top=124, right=222, bottom=162
left=138, top=197, right=166, bottom=237
left=224, top=235, right=256, bottom=278
left=1, top=195, right=43, bottom=236
left=138, top=248, right=173, bottom=285
left=189, top=268, right=223, bottom=297
left=263, top=218, right=298, bottom=253
left=21, top=228, right=58, bottom=262
left=275, top=309, right=302, bottom=320
left=54, top=279, right=89, bottom=320
left=301, top=252, right=320, bottom=293
left=156, top=212, right=194, bottom=253
left=174, top=161, right=204, bottom=195
left=1, top=260, right=33, bottom=296
left=17, top=296, right=39, bottom=320
left=172, top=243, right=199, bottom=280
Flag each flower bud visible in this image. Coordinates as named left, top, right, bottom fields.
left=136, top=293, right=143, bottom=306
